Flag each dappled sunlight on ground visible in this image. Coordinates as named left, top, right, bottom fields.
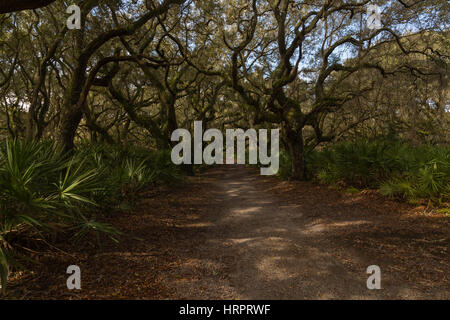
left=7, top=165, right=449, bottom=299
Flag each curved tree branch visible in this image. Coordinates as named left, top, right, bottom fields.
left=0, top=0, right=56, bottom=14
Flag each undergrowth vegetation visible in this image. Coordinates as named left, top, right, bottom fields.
left=0, top=139, right=182, bottom=293
left=279, top=138, right=449, bottom=205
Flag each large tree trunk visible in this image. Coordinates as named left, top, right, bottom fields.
left=25, top=114, right=38, bottom=141
left=25, top=109, right=46, bottom=141
left=286, top=129, right=306, bottom=180
left=57, top=108, right=83, bottom=154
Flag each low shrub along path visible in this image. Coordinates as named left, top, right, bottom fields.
left=6, top=165, right=449, bottom=299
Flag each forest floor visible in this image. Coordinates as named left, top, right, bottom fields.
left=5, top=165, right=450, bottom=299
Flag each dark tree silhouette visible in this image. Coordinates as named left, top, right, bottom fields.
left=0, top=0, right=56, bottom=14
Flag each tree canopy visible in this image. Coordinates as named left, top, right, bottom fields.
left=0, top=0, right=448, bottom=178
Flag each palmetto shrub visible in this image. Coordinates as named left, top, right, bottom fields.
left=76, top=143, right=182, bottom=209
left=379, top=147, right=450, bottom=203
left=0, top=140, right=184, bottom=293
left=308, top=138, right=449, bottom=204
left=309, top=139, right=408, bottom=187
left=0, top=140, right=118, bottom=294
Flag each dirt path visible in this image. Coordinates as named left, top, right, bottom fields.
left=6, top=165, right=449, bottom=299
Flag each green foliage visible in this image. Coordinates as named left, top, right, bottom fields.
left=379, top=153, right=450, bottom=202
left=0, top=140, right=112, bottom=293
left=277, top=150, right=292, bottom=180
left=344, top=187, right=360, bottom=194
left=76, top=143, right=183, bottom=208
left=306, top=138, right=449, bottom=203
left=0, top=140, right=183, bottom=293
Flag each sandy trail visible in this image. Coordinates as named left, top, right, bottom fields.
left=7, top=165, right=449, bottom=299
left=145, top=165, right=449, bottom=299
